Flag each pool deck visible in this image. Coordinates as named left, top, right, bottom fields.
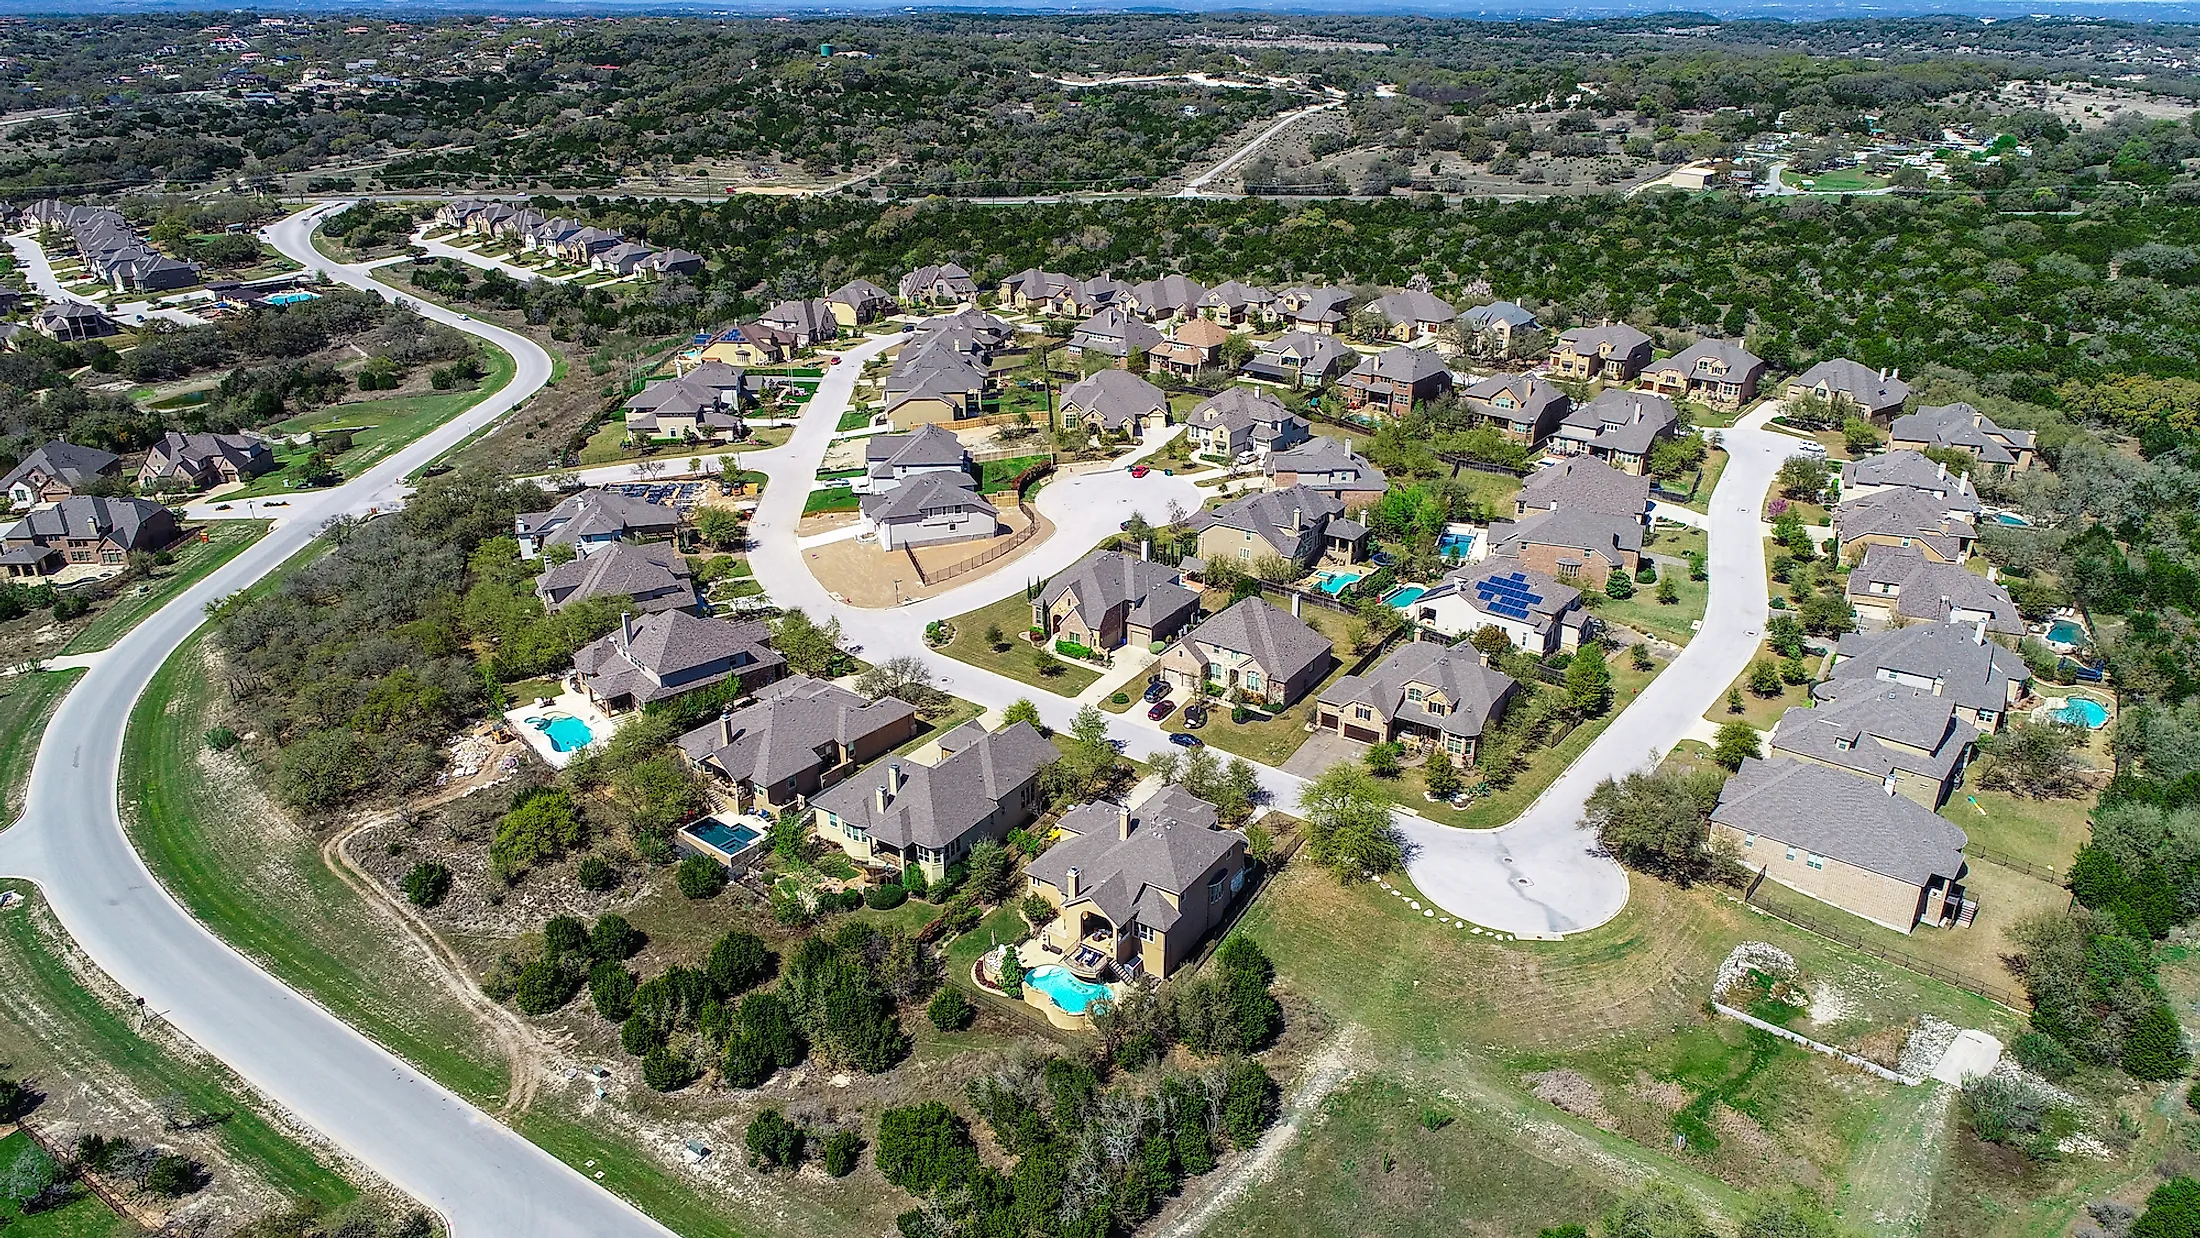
left=502, top=684, right=622, bottom=770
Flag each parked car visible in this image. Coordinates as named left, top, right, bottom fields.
left=1142, top=679, right=1168, bottom=703
left=1146, top=699, right=1176, bottom=721
left=1169, top=732, right=1204, bottom=749
left=1129, top=465, right=1150, bottom=478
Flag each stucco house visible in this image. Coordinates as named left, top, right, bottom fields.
left=1316, top=639, right=1517, bottom=763
left=1368, top=287, right=1458, bottom=340
left=1155, top=597, right=1334, bottom=709
left=1550, top=323, right=1654, bottom=382
left=677, top=676, right=919, bottom=812
left=825, top=278, right=897, bottom=327
left=1149, top=317, right=1235, bottom=376
left=1275, top=286, right=1353, bottom=334
left=1459, top=300, right=1539, bottom=353
left=1200, top=281, right=1274, bottom=325
left=1123, top=274, right=1207, bottom=321
left=1402, top=561, right=1587, bottom=653
left=1025, top=787, right=1248, bottom=983
left=853, top=424, right=973, bottom=496
left=1036, top=549, right=1200, bottom=651
left=812, top=721, right=1057, bottom=883
left=859, top=471, right=1000, bottom=551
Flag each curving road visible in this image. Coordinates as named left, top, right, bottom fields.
left=0, top=202, right=672, bottom=1238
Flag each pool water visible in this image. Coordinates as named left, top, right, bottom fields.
left=1024, top=965, right=1113, bottom=1015
left=532, top=714, right=595, bottom=752
left=264, top=291, right=320, bottom=306
left=1313, top=571, right=1361, bottom=597
left=1438, top=533, right=1475, bottom=558
left=2045, top=620, right=2086, bottom=645
left=2053, top=697, right=2110, bottom=729
left=1384, top=585, right=1428, bottom=608
left=1990, top=512, right=2031, bottom=527
left=688, top=820, right=761, bottom=852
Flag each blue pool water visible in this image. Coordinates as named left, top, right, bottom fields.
left=1438, top=532, right=1476, bottom=558
left=1024, top=965, right=1113, bottom=1015
left=688, top=820, right=762, bottom=852
left=1384, top=585, right=1428, bottom=608
left=2053, top=697, right=2110, bottom=729
left=1314, top=571, right=1360, bottom=597
left=264, top=290, right=320, bottom=306
left=1990, top=512, right=2031, bottom=527
left=2045, top=620, right=2086, bottom=645
left=532, top=714, right=595, bottom=752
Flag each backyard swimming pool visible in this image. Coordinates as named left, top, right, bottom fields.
left=1312, top=570, right=1364, bottom=596
left=1384, top=585, right=1428, bottom=609
left=2045, top=620, right=2087, bottom=646
left=2053, top=696, right=2110, bottom=729
left=1438, top=532, right=1476, bottom=559
left=263, top=290, right=320, bottom=306
left=688, top=820, right=761, bottom=853
left=1989, top=512, right=2031, bottom=527
left=1024, top=965, right=1113, bottom=1016
left=529, top=714, right=595, bottom=752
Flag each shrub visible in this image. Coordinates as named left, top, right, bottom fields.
left=901, top=864, right=930, bottom=900
left=204, top=726, right=241, bottom=751
left=400, top=861, right=452, bottom=908
left=1747, top=660, right=1784, bottom=696
left=2136, top=1178, right=2200, bottom=1238
left=576, top=856, right=615, bottom=891
left=1112, top=691, right=1130, bottom=705
left=1019, top=892, right=1056, bottom=927
left=722, top=992, right=806, bottom=1087
left=1604, top=572, right=1635, bottom=600
left=2010, top=1030, right=2079, bottom=1081
left=512, top=957, right=579, bottom=1015
left=822, top=1129, right=863, bottom=1178
left=875, top=1102, right=977, bottom=1195
left=2124, top=1004, right=2191, bottom=1080
left=705, top=930, right=772, bottom=995
left=140, top=1152, right=205, bottom=1198
left=589, top=962, right=638, bottom=1022
left=998, top=946, right=1024, bottom=999
left=745, top=1109, right=805, bottom=1172
left=675, top=855, right=727, bottom=899
left=1420, top=1106, right=1454, bottom=1131
left=1221, top=1058, right=1279, bottom=1147
left=927, top=985, right=974, bottom=1032
left=865, top=882, right=908, bottom=910
left=641, top=1044, right=698, bottom=1092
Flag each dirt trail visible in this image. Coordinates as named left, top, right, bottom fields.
left=320, top=816, right=542, bottom=1116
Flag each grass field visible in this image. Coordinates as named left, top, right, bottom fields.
left=1408, top=660, right=1658, bottom=828
left=1782, top=167, right=1891, bottom=192
left=1671, top=448, right=1729, bottom=511
left=1940, top=785, right=2091, bottom=874
left=0, top=882, right=360, bottom=1214
left=0, top=669, right=82, bottom=818
left=837, top=408, right=879, bottom=432
left=1584, top=567, right=1710, bottom=647
left=1706, top=638, right=1812, bottom=728
left=938, top=592, right=1104, bottom=696
left=0, top=1132, right=133, bottom=1238
left=62, top=520, right=270, bottom=655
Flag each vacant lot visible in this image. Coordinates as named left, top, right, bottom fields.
left=939, top=591, right=1104, bottom=695
left=63, top=520, right=271, bottom=655
left=232, top=345, right=517, bottom=498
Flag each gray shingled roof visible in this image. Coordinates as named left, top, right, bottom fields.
left=1790, top=358, right=1910, bottom=411
left=1025, top=786, right=1242, bottom=931
left=1461, top=300, right=1537, bottom=329
left=517, top=489, right=679, bottom=549
left=1840, top=451, right=1980, bottom=513
left=1846, top=544, right=2022, bottom=634
left=1414, top=560, right=1582, bottom=634
left=1181, top=596, right=1333, bottom=687
left=812, top=721, right=1057, bottom=850
left=1186, top=484, right=1346, bottom=557
left=535, top=541, right=697, bottom=613
left=677, top=675, right=917, bottom=788
left=2, top=495, right=174, bottom=551
left=1349, top=345, right=1451, bottom=384
left=1557, top=323, right=1652, bottom=357
left=1821, top=622, right=2030, bottom=715
left=572, top=611, right=783, bottom=705
left=1712, top=757, right=1968, bottom=886
left=859, top=470, right=995, bottom=522
left=2, top=441, right=120, bottom=491
left=1835, top=488, right=1976, bottom=563
left=1319, top=641, right=1517, bottom=742
left=1769, top=683, right=1977, bottom=788
left=1059, top=370, right=1168, bottom=431
left=864, top=424, right=969, bottom=474
left=1071, top=307, right=1165, bottom=356
left=1262, top=435, right=1386, bottom=493
left=1039, top=549, right=1199, bottom=637
left=1560, top=390, right=1678, bottom=456
left=1890, top=403, right=2035, bottom=466
left=1371, top=288, right=1458, bottom=328
left=1489, top=508, right=1644, bottom=564
left=1517, top=457, right=1652, bottom=520
left=1660, top=338, right=1765, bottom=383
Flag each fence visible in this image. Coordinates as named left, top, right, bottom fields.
left=1740, top=884, right=2027, bottom=1010
left=1963, top=844, right=2062, bottom=885
left=908, top=460, right=1056, bottom=587
left=1179, top=827, right=1307, bottom=977
left=11, top=1121, right=147, bottom=1230
left=1252, top=577, right=1355, bottom=615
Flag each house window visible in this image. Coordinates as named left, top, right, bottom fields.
left=1784, top=846, right=1797, bottom=861
left=1353, top=705, right=1373, bottom=721
left=1445, top=735, right=1465, bottom=755
left=1135, top=921, right=1158, bottom=942
left=1806, top=854, right=1826, bottom=870
left=1208, top=871, right=1226, bottom=904
left=1742, top=834, right=1755, bottom=848
left=1406, top=687, right=1424, bottom=703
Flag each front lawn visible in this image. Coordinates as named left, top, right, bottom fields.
left=801, top=486, right=862, bottom=515
left=978, top=454, right=1051, bottom=494
left=1408, top=660, right=1658, bottom=828
left=1583, top=569, right=1709, bottom=648
left=1156, top=605, right=1365, bottom=767
left=938, top=592, right=1104, bottom=696
left=837, top=408, right=881, bottom=432
left=0, top=669, right=82, bottom=818
left=63, top=519, right=271, bottom=654
left=1705, top=639, right=1812, bottom=728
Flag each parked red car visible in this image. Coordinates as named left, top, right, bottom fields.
left=1129, top=465, right=1150, bottom=478
left=1146, top=699, right=1176, bottom=721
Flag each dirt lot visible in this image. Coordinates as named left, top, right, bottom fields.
left=803, top=508, right=1051, bottom=607
left=1996, top=80, right=2198, bottom=126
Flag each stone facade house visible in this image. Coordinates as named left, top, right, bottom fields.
left=1462, top=373, right=1571, bottom=444
left=1839, top=451, right=1980, bottom=517
left=535, top=541, right=700, bottom=614
left=623, top=362, right=749, bottom=443
left=812, top=721, right=1057, bottom=883
left=1784, top=358, right=1910, bottom=420
left=897, top=263, right=977, bottom=305
left=137, top=431, right=274, bottom=492
left=1067, top=307, right=1165, bottom=361
left=677, top=676, right=919, bottom=812
left=1551, top=390, right=1679, bottom=475
left=1515, top=457, right=1654, bottom=524
left=1888, top=403, right=2036, bottom=473
left=1640, top=339, right=1764, bottom=411
left=1846, top=543, right=2022, bottom=635
left=1484, top=508, right=1643, bottom=590
left=1340, top=346, right=1453, bottom=417
left=1182, top=388, right=1310, bottom=461
left=1275, top=286, right=1353, bottom=334
left=1550, top=323, right=1653, bottom=382
left=3, top=441, right=121, bottom=508
left=515, top=489, right=678, bottom=560
left=1261, top=436, right=1387, bottom=510
left=1241, top=331, right=1356, bottom=388
left=1155, top=597, right=1334, bottom=708
left=1186, top=485, right=1361, bottom=569
left=1316, top=639, right=1517, bottom=762
left=825, top=279, right=897, bottom=327
left=0, top=496, right=179, bottom=576
left=1036, top=550, right=1200, bottom=652
left=571, top=610, right=786, bottom=713
left=1025, top=787, right=1248, bottom=983
left=1834, top=489, right=1977, bottom=565
left=1768, top=683, right=1978, bottom=809
left=1059, top=370, right=1169, bottom=439
left=1819, top=621, right=2032, bottom=731
left=1368, top=287, right=1458, bottom=340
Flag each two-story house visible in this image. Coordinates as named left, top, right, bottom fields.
left=1640, top=339, right=1765, bottom=412
left=1549, top=323, right=1654, bottom=382
left=812, top=721, right=1058, bottom=883
left=1316, top=639, right=1517, bottom=763
left=677, top=676, right=919, bottom=813
left=1036, top=549, right=1200, bottom=652
left=571, top=610, right=787, bottom=713
left=1155, top=596, right=1335, bottom=709
left=1025, top=787, right=1249, bottom=983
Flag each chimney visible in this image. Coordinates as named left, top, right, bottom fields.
left=618, top=611, right=634, bottom=655
left=1065, top=866, right=1081, bottom=898
left=85, top=514, right=100, bottom=538
left=1936, top=459, right=1947, bottom=481
left=1292, top=507, right=1303, bottom=533
left=1974, top=617, right=1988, bottom=645
left=718, top=710, right=734, bottom=747
left=1291, top=591, right=1302, bottom=618
left=874, top=783, right=890, bottom=814
left=887, top=762, right=904, bottom=794
left=1879, top=366, right=1888, bottom=380
left=1932, top=675, right=1945, bottom=696
left=1140, top=539, right=1150, bottom=562
left=1118, top=802, right=1132, bottom=840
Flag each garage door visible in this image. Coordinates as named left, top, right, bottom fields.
left=1343, top=724, right=1381, bottom=744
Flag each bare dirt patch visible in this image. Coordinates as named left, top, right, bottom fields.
left=802, top=508, right=1052, bottom=608
left=1524, top=1068, right=1618, bottom=1129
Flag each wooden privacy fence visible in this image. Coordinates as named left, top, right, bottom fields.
left=909, top=460, right=1057, bottom=587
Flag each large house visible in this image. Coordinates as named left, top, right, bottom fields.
left=998, top=268, right=1077, bottom=310
left=3, top=441, right=121, bottom=508
left=1059, top=370, right=1170, bottom=440
left=853, top=424, right=973, bottom=495
left=812, top=721, right=1058, bottom=883
left=1200, top=281, right=1274, bottom=325
left=1551, top=390, right=1679, bottom=475
left=1367, top=287, right=1458, bottom=340
left=136, top=431, right=275, bottom=491
left=1036, top=549, right=1200, bottom=652
left=638, top=250, right=705, bottom=279
left=1784, top=359, right=1910, bottom=420
left=859, top=472, right=1000, bottom=551
left=0, top=496, right=179, bottom=576
left=1402, top=561, right=1588, bottom=653
left=825, top=279, right=897, bottom=328
left=1067, top=308, right=1165, bottom=362
left=1550, top=323, right=1654, bottom=382
left=592, top=242, right=657, bottom=277
left=1262, top=436, right=1387, bottom=509
left=1186, top=484, right=1363, bottom=568
left=1839, top=451, right=1980, bottom=516
left=33, top=302, right=117, bottom=342
left=1462, top=373, right=1571, bottom=445
left=1341, top=347, right=1453, bottom=417
left=898, top=263, right=977, bottom=306
left=1819, top=621, right=2031, bottom=731
left=883, top=341, right=990, bottom=431
left=1241, top=331, right=1357, bottom=388
left=1275, top=286, right=1353, bottom=334
left=1484, top=509, right=1643, bottom=590
left=1155, top=596, right=1334, bottom=708
left=623, top=362, right=749, bottom=443
left=1515, top=456, right=1653, bottom=524
left=515, top=489, right=678, bottom=560
left=1458, top=300, right=1539, bottom=353
left=1640, top=339, right=1764, bottom=412
left=1834, top=489, right=1976, bottom=565
left=1149, top=318, right=1235, bottom=376
left=1768, top=683, right=1977, bottom=809
left=1316, top=639, right=1517, bottom=763
left=1182, top=387, right=1310, bottom=462
left=696, top=322, right=797, bottom=367
left=677, top=676, right=919, bottom=813
left=1024, top=786, right=1249, bottom=983
left=1122, top=274, right=1207, bottom=321
left=536, top=541, right=699, bottom=614
left=571, top=610, right=786, bottom=713
left=1711, top=757, right=1972, bottom=934
left=758, top=298, right=839, bottom=348
left=1846, top=543, right=2022, bottom=634
left=1888, top=403, right=2036, bottom=473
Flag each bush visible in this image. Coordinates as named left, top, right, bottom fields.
left=2124, top=1003, right=2191, bottom=1080
left=576, top=856, right=615, bottom=891
left=513, top=957, right=579, bottom=1015
left=204, top=726, right=241, bottom=752
left=875, top=1102, right=978, bottom=1195
left=927, top=985, right=974, bottom=1032
left=400, top=861, right=452, bottom=908
left=2010, top=1030, right=2079, bottom=1081
left=141, top=1153, right=205, bottom=1198
left=901, top=864, right=930, bottom=900
left=705, top=930, right=772, bottom=995
left=722, top=992, right=807, bottom=1087
left=641, top=1043, right=698, bottom=1092
left=2136, top=1178, right=2200, bottom=1238
left=822, top=1129, right=863, bottom=1178
left=1604, top=572, right=1635, bottom=600
left=865, top=882, right=908, bottom=910
left=1747, top=660, right=1784, bottom=696
left=745, top=1109, right=805, bottom=1172
left=1221, top=1058, right=1279, bottom=1148
left=1111, top=691, right=1130, bottom=705
left=589, top=962, right=638, bottom=1022
left=675, top=855, right=727, bottom=899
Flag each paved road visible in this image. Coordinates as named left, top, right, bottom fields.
left=0, top=202, right=673, bottom=1238
left=7, top=231, right=209, bottom=328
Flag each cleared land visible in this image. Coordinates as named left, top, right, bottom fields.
left=938, top=592, right=1105, bottom=695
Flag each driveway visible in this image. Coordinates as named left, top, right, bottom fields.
left=1280, top=729, right=1362, bottom=780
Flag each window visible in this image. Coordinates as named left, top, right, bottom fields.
left=1806, top=854, right=1825, bottom=870
left=1136, top=921, right=1158, bottom=943
left=1353, top=705, right=1372, bottom=721
left=1208, top=871, right=1226, bottom=904
left=1784, top=846, right=1796, bottom=861
left=1742, top=834, right=1756, bottom=848
left=1445, top=735, right=1465, bottom=755
left=1406, top=687, right=1424, bottom=703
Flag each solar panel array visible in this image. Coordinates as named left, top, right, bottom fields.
left=1473, top=571, right=1544, bottom=622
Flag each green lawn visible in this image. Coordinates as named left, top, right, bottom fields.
left=1156, top=605, right=1364, bottom=767
left=977, top=455, right=1050, bottom=494
left=1583, top=567, right=1710, bottom=647
left=0, top=1133, right=133, bottom=1238
left=0, top=883, right=360, bottom=1213
left=836, top=408, right=879, bottom=432
left=1942, top=785, right=2092, bottom=874
left=1671, top=448, right=1729, bottom=512
left=1410, top=660, right=1659, bottom=828
left=62, top=520, right=271, bottom=654
left=0, top=669, right=82, bottom=818
left=938, top=592, right=1104, bottom=696
left=1706, top=639, right=1812, bottom=728
left=801, top=486, right=861, bottom=515
left=1782, top=167, right=1891, bottom=192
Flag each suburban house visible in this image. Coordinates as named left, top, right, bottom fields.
left=1123, top=274, right=1207, bottom=321
left=623, top=362, right=748, bottom=442
left=1182, top=388, right=1310, bottom=461
left=1784, top=358, right=1911, bottom=419
left=1485, top=509, right=1643, bottom=589
left=34, top=302, right=117, bottom=342
left=536, top=541, right=700, bottom=614
left=1834, top=489, right=1976, bottom=564
left=897, top=263, right=977, bottom=305
left=1551, top=390, right=1680, bottom=475
left=592, top=242, right=657, bottom=277
left=859, top=471, right=1000, bottom=551
left=515, top=489, right=678, bottom=560
left=0, top=496, right=180, bottom=576
left=1036, top=549, right=1200, bottom=652
left=1550, top=323, right=1654, bottom=382
left=1341, top=347, right=1454, bottom=417
left=1186, top=484, right=1363, bottom=568
left=908, top=307, right=1016, bottom=358
left=1819, top=621, right=2032, bottom=730
left=1459, top=300, right=1539, bottom=353
left=1515, top=456, right=1653, bottom=524
left=1241, top=331, right=1357, bottom=388
left=998, top=268, right=1076, bottom=309
left=677, top=676, right=919, bottom=813
left=136, top=431, right=274, bottom=491
left=825, top=279, right=897, bottom=327
left=1059, top=370, right=1170, bottom=439
left=1403, top=561, right=1588, bottom=653
left=1262, top=436, right=1387, bottom=509
left=1846, top=543, right=2022, bottom=634
left=1045, top=276, right=1125, bottom=319
left=1639, top=339, right=1765, bottom=411
left=1156, top=596, right=1335, bottom=708
left=1463, top=373, right=1571, bottom=444
left=1711, top=756, right=1972, bottom=934
left=757, top=298, right=839, bottom=348
left=1024, top=786, right=1249, bottom=983
left=570, top=610, right=787, bottom=713
left=1149, top=317, right=1235, bottom=376
left=1768, top=684, right=1978, bottom=809
left=812, top=720, right=1058, bottom=883
left=1200, top=281, right=1274, bottom=325
left=37, top=203, right=199, bottom=293
left=1888, top=403, right=2036, bottom=473
left=3, top=441, right=121, bottom=508
left=1067, top=308, right=1165, bottom=362
left=1368, top=286, right=1458, bottom=340
left=1276, top=286, right=1353, bottom=334
left=884, top=340, right=991, bottom=431
left=1316, top=639, right=1517, bottom=763
left=637, top=249, right=705, bottom=279
left=697, top=323, right=796, bottom=367
left=855, top=424, right=975, bottom=495
left=1839, top=451, right=1980, bottom=516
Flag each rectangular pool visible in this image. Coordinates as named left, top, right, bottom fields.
left=687, top=820, right=762, bottom=853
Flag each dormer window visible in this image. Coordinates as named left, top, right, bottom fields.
left=1406, top=687, right=1424, bottom=703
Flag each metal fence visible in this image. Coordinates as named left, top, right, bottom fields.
left=909, top=460, right=1056, bottom=587
left=1741, top=884, right=2026, bottom=1010
left=1963, top=844, right=2062, bottom=885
